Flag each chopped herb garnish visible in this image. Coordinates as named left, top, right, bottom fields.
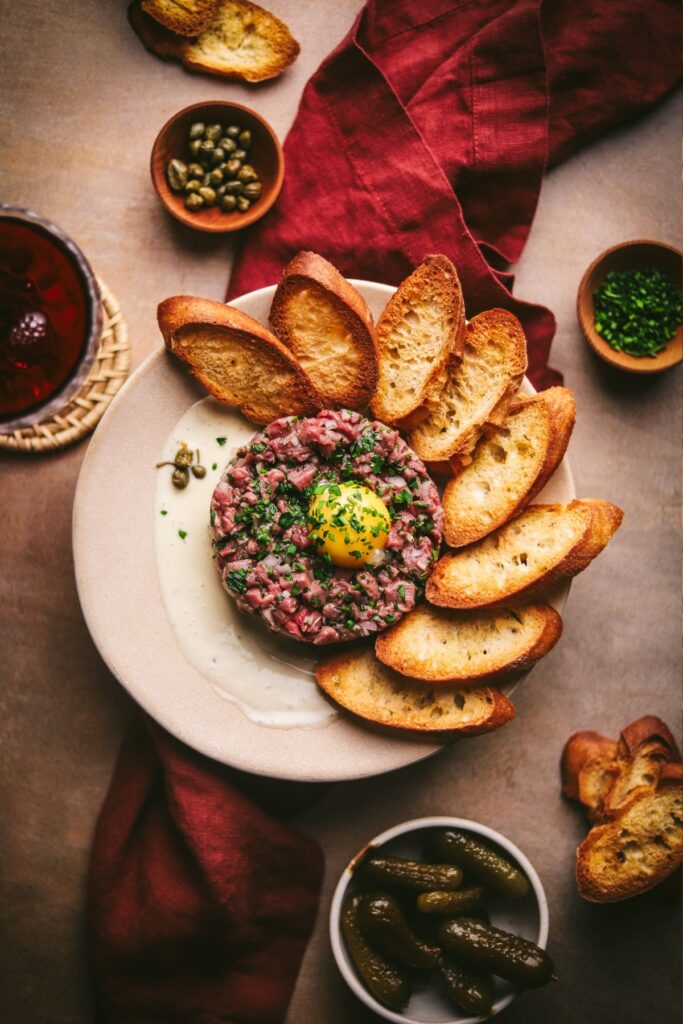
left=216, top=437, right=227, bottom=446
left=160, top=509, right=168, bottom=516
left=593, top=266, right=683, bottom=357
left=178, top=529, right=187, bottom=540
left=212, top=463, right=217, bottom=471
left=226, top=569, right=248, bottom=594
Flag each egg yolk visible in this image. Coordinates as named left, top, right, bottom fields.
left=307, top=482, right=391, bottom=568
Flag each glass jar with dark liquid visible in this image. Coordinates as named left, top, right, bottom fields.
left=0, top=207, right=101, bottom=429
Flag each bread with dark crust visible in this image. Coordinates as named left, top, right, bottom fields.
left=270, top=251, right=379, bottom=411
left=157, top=295, right=321, bottom=424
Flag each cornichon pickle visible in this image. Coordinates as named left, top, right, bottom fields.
left=437, top=918, right=555, bottom=987
left=341, top=897, right=411, bottom=1011
left=417, top=884, right=486, bottom=915
left=434, top=830, right=530, bottom=898
left=358, top=893, right=439, bottom=969
left=365, top=856, right=463, bottom=893
left=435, top=955, right=494, bottom=1016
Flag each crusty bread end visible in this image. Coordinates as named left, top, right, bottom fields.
left=141, top=0, right=219, bottom=35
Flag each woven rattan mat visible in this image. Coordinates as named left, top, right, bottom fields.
left=0, top=278, right=131, bottom=453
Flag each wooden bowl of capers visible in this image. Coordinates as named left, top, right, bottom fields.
left=150, top=101, right=284, bottom=233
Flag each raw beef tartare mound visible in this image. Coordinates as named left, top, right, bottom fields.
left=210, top=409, right=443, bottom=644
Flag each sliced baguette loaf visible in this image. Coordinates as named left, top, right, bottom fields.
left=427, top=499, right=623, bottom=610
left=375, top=602, right=562, bottom=685
left=129, top=0, right=300, bottom=82
left=576, top=764, right=683, bottom=902
left=370, top=255, right=465, bottom=425
left=141, top=0, right=219, bottom=35
left=443, top=387, right=576, bottom=547
left=269, top=251, right=378, bottom=410
left=409, top=309, right=527, bottom=463
left=315, top=648, right=515, bottom=737
left=157, top=295, right=320, bottom=424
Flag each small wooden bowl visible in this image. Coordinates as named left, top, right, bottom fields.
left=577, top=240, right=682, bottom=374
left=150, top=101, right=284, bottom=233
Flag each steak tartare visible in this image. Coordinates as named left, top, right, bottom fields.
left=210, top=409, right=443, bottom=644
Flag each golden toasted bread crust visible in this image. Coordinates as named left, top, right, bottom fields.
left=269, top=251, right=378, bottom=410
left=129, top=0, right=299, bottom=82
left=576, top=767, right=683, bottom=902
left=314, top=648, right=515, bottom=737
left=374, top=603, right=562, bottom=685
left=442, top=387, right=576, bottom=548
left=409, top=308, right=527, bottom=463
left=157, top=294, right=321, bottom=423
left=371, top=254, right=465, bottom=425
left=428, top=499, right=624, bottom=609
left=561, top=731, right=618, bottom=801
left=141, top=0, right=219, bottom=36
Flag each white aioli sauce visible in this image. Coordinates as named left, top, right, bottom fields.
left=154, top=397, right=338, bottom=728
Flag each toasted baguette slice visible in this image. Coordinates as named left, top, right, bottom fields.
left=370, top=255, right=465, bottom=425
left=443, top=387, right=576, bottom=547
left=601, top=717, right=681, bottom=820
left=141, top=0, right=219, bottom=35
left=269, top=252, right=378, bottom=410
left=576, top=765, right=683, bottom=902
left=182, top=0, right=299, bottom=81
left=315, top=648, right=515, bottom=737
left=561, top=731, right=619, bottom=811
left=427, top=500, right=623, bottom=610
left=158, top=295, right=320, bottom=424
left=409, top=309, right=527, bottom=463
left=129, top=0, right=299, bottom=82
left=375, top=602, right=562, bottom=685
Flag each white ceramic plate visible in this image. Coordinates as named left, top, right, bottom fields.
left=73, top=281, right=574, bottom=781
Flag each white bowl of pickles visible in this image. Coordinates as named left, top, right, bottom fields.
left=329, top=817, right=551, bottom=1023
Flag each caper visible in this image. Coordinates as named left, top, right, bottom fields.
left=173, top=446, right=193, bottom=467
left=187, top=162, right=205, bottom=178
left=191, top=464, right=207, bottom=479
left=198, top=139, right=215, bottom=160
left=220, top=194, right=237, bottom=212
left=224, top=179, right=242, bottom=195
left=188, top=122, right=206, bottom=140
left=241, top=181, right=262, bottom=200
left=209, top=168, right=224, bottom=185
left=204, top=123, right=223, bottom=142
left=216, top=184, right=228, bottom=198
left=237, top=164, right=258, bottom=183
left=236, top=195, right=251, bottom=213
left=226, top=158, right=242, bottom=176
left=200, top=172, right=212, bottom=187
left=238, top=129, right=252, bottom=149
left=189, top=139, right=203, bottom=158
left=210, top=147, right=225, bottom=166
left=185, top=192, right=204, bottom=211
left=166, top=158, right=188, bottom=192
left=226, top=125, right=241, bottom=138
left=198, top=186, right=217, bottom=206
left=172, top=467, right=190, bottom=488
left=184, top=179, right=202, bottom=194
left=219, top=137, right=237, bottom=155
left=232, top=149, right=247, bottom=162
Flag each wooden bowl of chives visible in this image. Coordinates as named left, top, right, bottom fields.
left=577, top=240, right=682, bottom=374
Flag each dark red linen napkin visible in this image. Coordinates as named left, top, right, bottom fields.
left=227, top=0, right=680, bottom=390
left=88, top=718, right=323, bottom=1024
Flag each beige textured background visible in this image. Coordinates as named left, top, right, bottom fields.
left=0, top=2, right=680, bottom=1022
